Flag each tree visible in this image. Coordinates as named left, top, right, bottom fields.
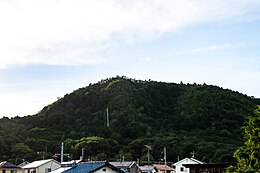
left=226, top=105, right=260, bottom=172
left=11, top=143, right=36, bottom=162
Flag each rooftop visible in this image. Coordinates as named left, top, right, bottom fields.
left=50, top=167, right=72, bottom=173
left=0, top=161, right=20, bottom=168
left=22, top=159, right=58, bottom=169
left=110, top=161, right=135, bottom=168
left=63, top=161, right=123, bottom=173
left=153, top=164, right=174, bottom=171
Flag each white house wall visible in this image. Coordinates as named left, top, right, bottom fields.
left=94, top=166, right=119, bottom=173
left=38, top=161, right=61, bottom=173
left=174, top=158, right=201, bottom=173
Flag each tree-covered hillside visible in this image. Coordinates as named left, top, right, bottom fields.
left=0, top=76, right=259, bottom=164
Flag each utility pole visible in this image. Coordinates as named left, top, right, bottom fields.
left=164, top=147, right=167, bottom=173
left=80, top=148, right=84, bottom=160
left=144, top=145, right=152, bottom=164
left=106, top=108, right=110, bottom=128
left=53, top=143, right=70, bottom=163
left=61, top=142, right=64, bottom=163
left=148, top=148, right=150, bottom=163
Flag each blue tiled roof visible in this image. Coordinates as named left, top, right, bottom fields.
left=64, top=162, right=107, bottom=173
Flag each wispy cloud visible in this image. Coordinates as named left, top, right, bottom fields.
left=192, top=42, right=246, bottom=53
left=0, top=78, right=82, bottom=117
left=0, top=0, right=259, bottom=69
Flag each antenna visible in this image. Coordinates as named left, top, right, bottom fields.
left=191, top=151, right=195, bottom=158
left=106, top=108, right=110, bottom=128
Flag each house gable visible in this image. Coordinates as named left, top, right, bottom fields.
left=174, top=158, right=202, bottom=166
left=174, top=158, right=202, bottom=173
left=93, top=166, right=121, bottom=173
left=110, top=161, right=141, bottom=173
left=22, top=159, right=61, bottom=173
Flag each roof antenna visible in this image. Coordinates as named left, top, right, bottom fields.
left=191, top=151, right=195, bottom=158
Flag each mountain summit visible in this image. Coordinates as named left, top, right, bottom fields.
left=0, top=76, right=259, bottom=163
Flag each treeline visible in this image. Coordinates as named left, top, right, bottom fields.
left=0, top=76, right=259, bottom=164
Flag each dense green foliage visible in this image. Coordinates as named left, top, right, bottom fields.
left=226, top=105, right=260, bottom=172
left=0, top=76, right=259, bottom=164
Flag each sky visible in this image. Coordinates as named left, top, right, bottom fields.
left=0, top=0, right=260, bottom=118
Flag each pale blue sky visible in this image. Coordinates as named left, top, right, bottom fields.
left=0, top=0, right=260, bottom=117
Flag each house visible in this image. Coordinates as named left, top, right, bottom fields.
left=61, top=160, right=82, bottom=168
left=182, top=162, right=236, bottom=173
left=139, top=165, right=157, bottom=173
left=49, top=167, right=71, bottom=173
left=110, top=161, right=142, bottom=173
left=18, top=162, right=30, bottom=168
left=153, top=164, right=174, bottom=173
left=0, top=161, right=22, bottom=173
left=22, top=159, right=61, bottom=173
left=62, top=161, right=125, bottom=173
left=173, top=158, right=202, bottom=173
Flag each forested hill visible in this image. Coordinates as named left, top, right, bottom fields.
left=0, top=76, right=259, bottom=164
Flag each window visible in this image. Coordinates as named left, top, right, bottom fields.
left=102, top=169, right=106, bottom=172
left=2, top=170, right=6, bottom=173
left=11, top=170, right=17, bottom=173
left=180, top=167, right=187, bottom=172
left=45, top=168, right=51, bottom=173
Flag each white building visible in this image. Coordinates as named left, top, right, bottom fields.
left=22, top=159, right=61, bottom=173
left=173, top=158, right=202, bottom=173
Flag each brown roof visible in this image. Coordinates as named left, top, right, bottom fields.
left=153, top=164, right=174, bottom=171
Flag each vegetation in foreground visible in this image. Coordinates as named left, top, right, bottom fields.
left=226, top=105, right=260, bottom=172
